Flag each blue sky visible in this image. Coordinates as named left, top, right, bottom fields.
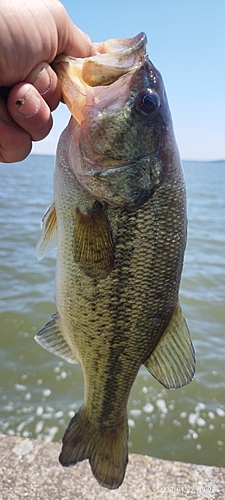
left=33, top=0, right=225, bottom=160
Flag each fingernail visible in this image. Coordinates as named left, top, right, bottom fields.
left=16, top=86, right=41, bottom=118
left=34, top=66, right=51, bottom=95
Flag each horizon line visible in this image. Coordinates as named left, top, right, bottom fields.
left=29, top=153, right=225, bottom=163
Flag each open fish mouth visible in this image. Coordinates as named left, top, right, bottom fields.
left=52, top=32, right=148, bottom=124
left=54, top=32, right=147, bottom=86
left=82, top=32, right=147, bottom=86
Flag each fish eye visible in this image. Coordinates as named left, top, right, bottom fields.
left=136, top=89, right=160, bottom=116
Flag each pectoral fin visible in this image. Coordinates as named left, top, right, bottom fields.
left=145, top=303, right=195, bottom=389
left=35, top=313, right=78, bottom=364
left=36, top=202, right=57, bottom=260
left=74, top=201, right=115, bottom=280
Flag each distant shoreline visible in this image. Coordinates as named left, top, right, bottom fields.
left=29, top=153, right=225, bottom=163
left=182, top=159, right=225, bottom=163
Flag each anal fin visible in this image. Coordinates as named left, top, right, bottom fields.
left=35, top=313, right=78, bottom=364
left=145, top=302, right=195, bottom=389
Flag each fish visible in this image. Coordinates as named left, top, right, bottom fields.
left=35, top=32, right=195, bottom=490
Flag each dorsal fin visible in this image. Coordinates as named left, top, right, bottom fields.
left=144, top=302, right=195, bottom=389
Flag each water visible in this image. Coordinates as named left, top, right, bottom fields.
left=0, top=155, right=224, bottom=467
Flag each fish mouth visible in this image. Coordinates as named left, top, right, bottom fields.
left=81, top=32, right=147, bottom=87
left=52, top=33, right=148, bottom=123
left=54, top=32, right=147, bottom=79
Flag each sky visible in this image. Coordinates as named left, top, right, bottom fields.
left=33, top=0, right=225, bottom=161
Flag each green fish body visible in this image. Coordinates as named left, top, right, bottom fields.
left=35, top=33, right=195, bottom=490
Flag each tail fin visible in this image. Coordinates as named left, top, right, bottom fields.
left=59, top=406, right=128, bottom=490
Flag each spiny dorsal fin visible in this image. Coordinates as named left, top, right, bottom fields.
left=74, top=201, right=115, bottom=280
left=144, top=302, right=195, bottom=389
left=35, top=313, right=77, bottom=364
left=36, top=202, right=57, bottom=260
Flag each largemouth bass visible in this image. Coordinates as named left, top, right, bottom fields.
left=35, top=32, right=195, bottom=490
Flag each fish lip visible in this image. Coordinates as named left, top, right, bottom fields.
left=63, top=32, right=147, bottom=64
left=94, top=32, right=147, bottom=59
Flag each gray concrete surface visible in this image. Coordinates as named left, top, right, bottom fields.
left=0, top=434, right=224, bottom=499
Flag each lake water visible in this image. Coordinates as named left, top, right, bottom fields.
left=0, top=155, right=224, bottom=468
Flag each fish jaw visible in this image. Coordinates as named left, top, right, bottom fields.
left=52, top=32, right=147, bottom=125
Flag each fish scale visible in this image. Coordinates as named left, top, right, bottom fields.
left=35, top=32, right=195, bottom=490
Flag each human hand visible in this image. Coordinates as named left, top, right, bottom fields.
left=0, top=0, right=93, bottom=163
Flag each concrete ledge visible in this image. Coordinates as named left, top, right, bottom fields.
left=0, top=434, right=224, bottom=499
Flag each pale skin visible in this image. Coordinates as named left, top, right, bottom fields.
left=0, top=0, right=94, bottom=163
